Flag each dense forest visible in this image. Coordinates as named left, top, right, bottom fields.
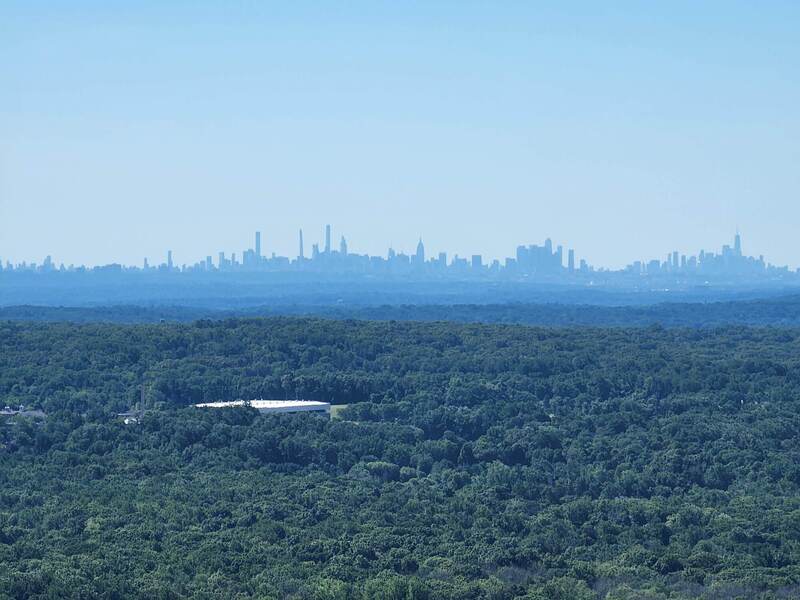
left=5, top=293, right=800, bottom=327
left=2, top=318, right=800, bottom=598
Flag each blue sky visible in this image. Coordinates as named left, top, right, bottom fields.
left=1, top=1, right=799, bottom=268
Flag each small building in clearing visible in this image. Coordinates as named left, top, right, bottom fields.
left=0, top=405, right=46, bottom=420
left=195, top=399, right=331, bottom=416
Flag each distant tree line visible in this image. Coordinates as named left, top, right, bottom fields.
left=4, top=294, right=800, bottom=327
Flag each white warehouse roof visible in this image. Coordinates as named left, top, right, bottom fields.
left=195, top=399, right=331, bottom=414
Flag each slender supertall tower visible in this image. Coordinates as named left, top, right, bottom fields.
left=734, top=230, right=742, bottom=256
left=167, top=250, right=173, bottom=271
left=298, top=229, right=305, bottom=260
left=325, top=225, right=331, bottom=254
left=255, top=231, right=261, bottom=259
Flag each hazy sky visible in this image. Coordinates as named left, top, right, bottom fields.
left=2, top=1, right=799, bottom=268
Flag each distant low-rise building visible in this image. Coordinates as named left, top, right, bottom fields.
left=195, top=399, right=331, bottom=416
left=0, top=405, right=46, bottom=419
left=117, top=411, right=142, bottom=425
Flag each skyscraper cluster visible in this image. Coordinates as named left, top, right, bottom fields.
left=625, top=232, right=775, bottom=278
left=1, top=229, right=796, bottom=283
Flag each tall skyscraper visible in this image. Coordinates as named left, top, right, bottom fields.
left=325, top=225, right=331, bottom=254
left=568, top=249, right=575, bottom=272
left=340, top=236, right=348, bottom=255
left=298, top=229, right=304, bottom=260
left=416, top=238, right=425, bottom=263
left=734, top=231, right=742, bottom=256
left=255, top=231, right=261, bottom=259
left=167, top=250, right=173, bottom=270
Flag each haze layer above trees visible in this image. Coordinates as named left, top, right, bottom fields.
left=4, top=294, right=800, bottom=327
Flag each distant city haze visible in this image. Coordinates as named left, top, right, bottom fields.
left=2, top=2, right=799, bottom=268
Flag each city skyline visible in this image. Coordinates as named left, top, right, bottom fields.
left=4, top=218, right=798, bottom=272
left=3, top=227, right=796, bottom=283
left=3, top=3, right=799, bottom=271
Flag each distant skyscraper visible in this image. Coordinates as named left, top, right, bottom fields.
left=734, top=231, right=742, bottom=256
left=415, top=238, right=425, bottom=263
left=312, top=243, right=320, bottom=259
left=471, top=254, right=482, bottom=268
left=516, top=245, right=526, bottom=265
left=298, top=229, right=304, bottom=260
left=243, top=249, right=253, bottom=267
left=325, top=225, right=331, bottom=254
left=340, top=236, right=348, bottom=255
left=255, top=231, right=261, bottom=259
left=167, top=250, right=173, bottom=270
left=568, top=249, right=575, bottom=272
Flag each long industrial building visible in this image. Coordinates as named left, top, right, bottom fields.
left=195, top=399, right=331, bottom=416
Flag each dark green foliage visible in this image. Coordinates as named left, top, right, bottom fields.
left=2, top=318, right=800, bottom=598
